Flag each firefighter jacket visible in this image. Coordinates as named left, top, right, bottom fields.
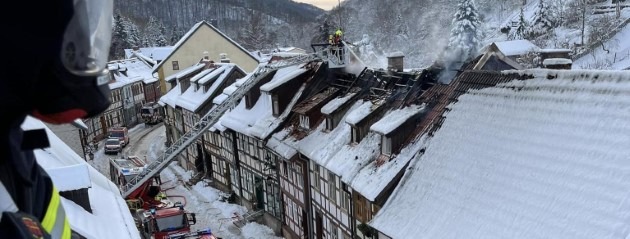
left=1, top=121, right=72, bottom=239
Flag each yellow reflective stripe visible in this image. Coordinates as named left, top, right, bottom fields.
left=61, top=217, right=71, bottom=239
left=42, top=187, right=61, bottom=233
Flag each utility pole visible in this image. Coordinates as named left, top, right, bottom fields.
left=616, top=0, right=621, bottom=19
left=581, top=0, right=586, bottom=46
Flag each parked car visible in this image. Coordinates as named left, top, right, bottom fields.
left=104, top=138, right=123, bottom=155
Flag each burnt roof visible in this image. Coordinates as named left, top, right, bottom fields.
left=292, top=87, right=340, bottom=115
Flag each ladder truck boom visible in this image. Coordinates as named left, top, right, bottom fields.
left=121, top=53, right=322, bottom=198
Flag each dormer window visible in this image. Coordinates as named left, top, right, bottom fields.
left=325, top=117, right=333, bottom=131
left=351, top=126, right=361, bottom=144
left=381, top=136, right=392, bottom=156
left=299, top=114, right=310, bottom=130
left=180, top=78, right=191, bottom=94
left=272, top=94, right=280, bottom=116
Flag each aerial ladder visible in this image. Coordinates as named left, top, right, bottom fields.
left=121, top=52, right=328, bottom=198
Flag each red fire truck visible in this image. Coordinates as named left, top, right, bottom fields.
left=135, top=203, right=216, bottom=239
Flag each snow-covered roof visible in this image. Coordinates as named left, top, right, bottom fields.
left=370, top=69, right=630, bottom=239
left=22, top=117, right=140, bottom=239
left=387, top=51, right=405, bottom=58
left=351, top=135, right=426, bottom=201
left=107, top=58, right=158, bottom=88
left=345, top=101, right=374, bottom=125
left=259, top=64, right=307, bottom=92
left=370, top=105, right=424, bottom=135
left=266, top=130, right=299, bottom=159
left=220, top=64, right=311, bottom=139
left=160, top=64, right=239, bottom=112
left=489, top=40, right=540, bottom=56
left=277, top=47, right=306, bottom=53
left=321, top=92, right=357, bottom=115
left=271, top=100, right=364, bottom=164
left=539, top=48, right=572, bottom=53
left=190, top=68, right=214, bottom=83
left=166, top=63, right=206, bottom=82
left=152, top=21, right=260, bottom=72
left=124, top=46, right=174, bottom=62
left=46, top=164, right=92, bottom=191
left=543, top=58, right=573, bottom=66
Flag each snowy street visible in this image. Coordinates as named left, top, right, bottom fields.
left=87, top=124, right=282, bottom=239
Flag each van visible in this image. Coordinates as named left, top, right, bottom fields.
left=104, top=138, right=123, bottom=154
left=109, top=127, right=130, bottom=147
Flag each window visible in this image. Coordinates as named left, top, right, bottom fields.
left=272, top=95, right=280, bottom=116
left=172, top=61, right=179, bottom=70
left=330, top=223, right=339, bottom=239
left=325, top=117, right=334, bottom=131
left=328, top=172, right=336, bottom=203
left=351, top=127, right=359, bottom=144
left=282, top=161, right=288, bottom=177
left=295, top=164, right=303, bottom=189
left=313, top=164, right=321, bottom=190
left=341, top=183, right=350, bottom=211
left=299, top=114, right=310, bottom=129
left=381, top=136, right=392, bottom=156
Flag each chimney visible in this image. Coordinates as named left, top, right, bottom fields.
left=542, top=58, right=572, bottom=69
left=387, top=51, right=404, bottom=72
left=219, top=53, right=230, bottom=63
left=132, top=46, right=139, bottom=51
left=203, top=51, right=210, bottom=60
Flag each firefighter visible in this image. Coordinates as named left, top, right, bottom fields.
left=0, top=0, right=114, bottom=238
left=334, top=28, right=343, bottom=45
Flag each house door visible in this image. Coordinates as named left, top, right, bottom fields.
left=195, top=143, right=204, bottom=173
left=225, top=163, right=231, bottom=189
left=100, top=116, right=107, bottom=136
left=255, top=176, right=264, bottom=210
left=302, top=209, right=309, bottom=239
left=316, top=212, right=323, bottom=239
left=204, top=150, right=213, bottom=179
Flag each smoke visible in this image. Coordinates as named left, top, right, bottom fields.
left=344, top=56, right=365, bottom=75
left=437, top=49, right=466, bottom=84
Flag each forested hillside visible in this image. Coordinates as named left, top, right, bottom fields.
left=111, top=0, right=630, bottom=70
left=110, top=0, right=324, bottom=59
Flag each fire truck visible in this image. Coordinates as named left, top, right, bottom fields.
left=135, top=203, right=216, bottom=239
left=141, top=102, right=164, bottom=125
left=110, top=156, right=217, bottom=239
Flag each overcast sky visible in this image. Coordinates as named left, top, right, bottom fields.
left=294, top=0, right=343, bottom=10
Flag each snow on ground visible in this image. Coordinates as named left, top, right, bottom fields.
left=574, top=17, right=630, bottom=70
left=139, top=126, right=283, bottom=239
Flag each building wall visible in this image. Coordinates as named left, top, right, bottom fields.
left=309, top=161, right=353, bottom=239
left=143, top=82, right=162, bottom=104
left=157, top=24, right=259, bottom=94
left=279, top=158, right=309, bottom=238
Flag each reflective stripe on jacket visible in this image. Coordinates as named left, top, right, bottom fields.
left=41, top=186, right=71, bottom=239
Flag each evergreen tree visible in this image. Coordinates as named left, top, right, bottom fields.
left=447, top=0, right=483, bottom=61
left=509, top=7, right=528, bottom=40
left=126, top=22, right=142, bottom=48
left=527, top=0, right=555, bottom=38
left=156, top=25, right=169, bottom=46
left=110, top=14, right=130, bottom=60
left=145, top=16, right=169, bottom=47
left=169, top=27, right=184, bottom=45
left=239, top=10, right=268, bottom=51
